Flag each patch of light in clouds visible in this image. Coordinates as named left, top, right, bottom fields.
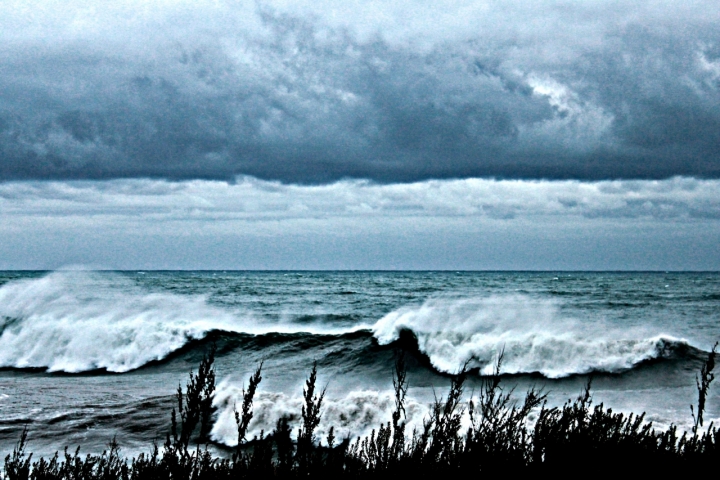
left=0, top=176, right=719, bottom=270
left=2, top=177, right=718, bottom=223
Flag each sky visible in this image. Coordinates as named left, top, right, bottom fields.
left=1, top=0, right=719, bottom=270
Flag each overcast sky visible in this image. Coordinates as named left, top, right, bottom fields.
left=1, top=1, right=719, bottom=269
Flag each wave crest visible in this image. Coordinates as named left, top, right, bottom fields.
left=0, top=272, right=374, bottom=373
left=0, top=272, right=252, bottom=372
left=372, top=295, right=688, bottom=378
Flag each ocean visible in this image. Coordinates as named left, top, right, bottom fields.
left=0, top=270, right=718, bottom=459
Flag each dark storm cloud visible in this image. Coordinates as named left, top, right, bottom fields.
left=1, top=1, right=720, bottom=183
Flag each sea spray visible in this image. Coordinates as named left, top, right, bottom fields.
left=0, top=271, right=366, bottom=372
left=0, top=272, right=245, bottom=372
left=372, top=295, right=690, bottom=377
left=0, top=273, right=693, bottom=376
left=0, top=270, right=717, bottom=458
left=211, top=379, right=431, bottom=446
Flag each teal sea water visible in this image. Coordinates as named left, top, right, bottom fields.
left=0, top=270, right=718, bottom=457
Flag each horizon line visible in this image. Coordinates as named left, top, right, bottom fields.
left=2, top=269, right=719, bottom=273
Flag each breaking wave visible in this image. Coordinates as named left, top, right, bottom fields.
left=372, top=295, right=690, bottom=378
left=0, top=272, right=363, bottom=373
left=0, top=272, right=694, bottom=377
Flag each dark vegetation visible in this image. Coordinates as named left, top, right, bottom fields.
left=4, top=345, right=720, bottom=479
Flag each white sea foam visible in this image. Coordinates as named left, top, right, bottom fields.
left=0, top=272, right=247, bottom=372
left=0, top=271, right=362, bottom=373
left=372, top=295, right=687, bottom=378
left=211, top=380, right=430, bottom=446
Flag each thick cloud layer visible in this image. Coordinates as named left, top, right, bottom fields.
left=1, top=0, right=720, bottom=182
left=1, top=176, right=719, bottom=270
left=2, top=176, right=719, bottom=223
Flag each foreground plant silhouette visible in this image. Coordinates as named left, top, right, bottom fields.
left=4, top=347, right=720, bottom=479
left=692, top=341, right=718, bottom=434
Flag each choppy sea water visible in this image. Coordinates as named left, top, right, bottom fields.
left=0, top=270, right=718, bottom=458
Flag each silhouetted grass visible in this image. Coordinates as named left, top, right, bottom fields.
left=4, top=346, right=719, bottom=479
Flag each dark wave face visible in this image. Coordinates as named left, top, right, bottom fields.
left=0, top=270, right=718, bottom=455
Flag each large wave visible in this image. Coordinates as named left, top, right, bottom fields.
left=372, top=295, right=689, bottom=378
left=0, top=273, right=692, bottom=376
left=0, top=272, right=364, bottom=373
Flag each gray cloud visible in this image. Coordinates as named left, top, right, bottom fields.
left=1, top=177, right=719, bottom=270
left=1, top=1, right=720, bottom=182
left=2, top=177, right=718, bottom=224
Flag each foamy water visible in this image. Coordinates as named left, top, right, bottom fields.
left=0, top=270, right=717, bottom=455
left=373, top=296, right=689, bottom=377
left=0, top=272, right=367, bottom=372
